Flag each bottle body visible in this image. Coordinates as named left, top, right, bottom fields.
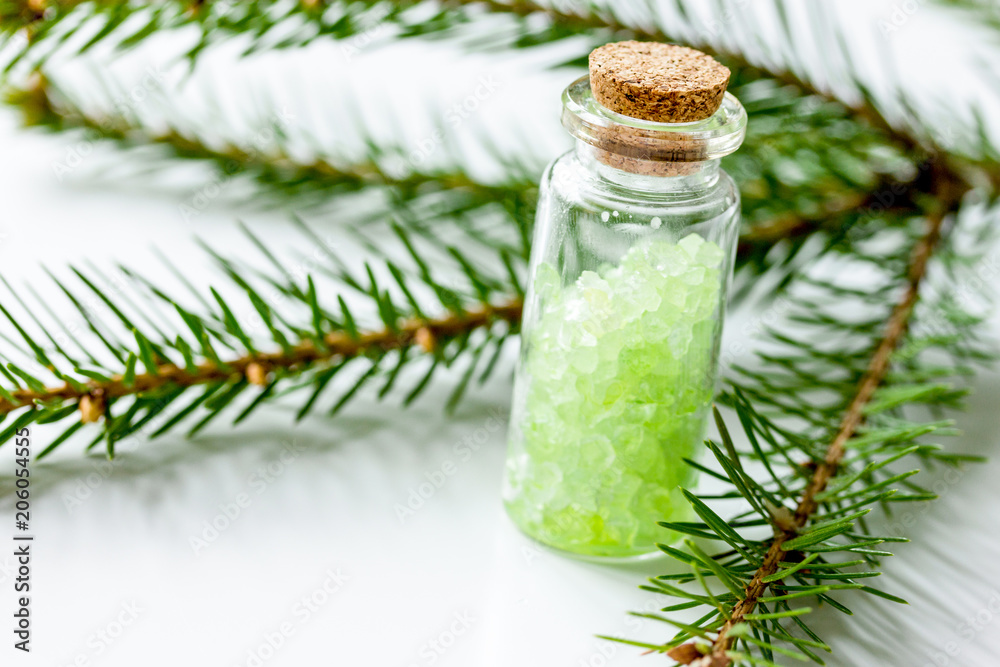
left=503, top=143, right=741, bottom=558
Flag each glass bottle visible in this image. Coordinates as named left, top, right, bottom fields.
left=503, top=64, right=747, bottom=559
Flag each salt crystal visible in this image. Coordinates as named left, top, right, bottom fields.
left=506, top=236, right=723, bottom=555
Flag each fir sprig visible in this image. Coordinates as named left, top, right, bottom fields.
left=6, top=0, right=998, bottom=175
left=3, top=56, right=925, bottom=264
left=3, top=71, right=541, bottom=222
left=0, top=190, right=891, bottom=455
left=709, top=200, right=949, bottom=664
left=607, top=172, right=995, bottom=665
left=0, top=217, right=523, bottom=454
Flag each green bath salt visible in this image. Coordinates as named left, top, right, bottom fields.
left=503, top=234, right=723, bottom=558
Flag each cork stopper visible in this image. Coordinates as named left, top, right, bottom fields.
left=588, top=41, right=730, bottom=123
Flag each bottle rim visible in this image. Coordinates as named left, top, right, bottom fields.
left=561, top=75, right=747, bottom=163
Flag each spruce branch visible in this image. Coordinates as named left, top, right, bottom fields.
left=610, top=166, right=997, bottom=666
left=1, top=169, right=964, bottom=457
left=0, top=299, right=522, bottom=416
left=0, top=196, right=865, bottom=444
left=6, top=0, right=997, bottom=178
left=452, top=0, right=1000, bottom=179
left=3, top=72, right=539, bottom=210
left=0, top=215, right=527, bottom=452
left=702, top=170, right=958, bottom=666
left=4, top=62, right=926, bottom=266
left=4, top=1, right=970, bottom=281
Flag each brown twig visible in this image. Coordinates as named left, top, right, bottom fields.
left=0, top=175, right=910, bottom=420
left=0, top=301, right=523, bottom=416
left=700, top=168, right=962, bottom=666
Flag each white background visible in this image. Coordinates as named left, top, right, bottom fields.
left=1, top=1, right=1000, bottom=666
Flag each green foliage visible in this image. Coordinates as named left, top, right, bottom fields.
left=5, top=0, right=998, bottom=168
left=0, top=216, right=521, bottom=455
left=602, top=207, right=996, bottom=664
left=0, top=2, right=998, bottom=665
left=2, top=49, right=926, bottom=283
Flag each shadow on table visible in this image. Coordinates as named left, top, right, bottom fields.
left=803, top=369, right=1000, bottom=666
left=0, top=390, right=510, bottom=506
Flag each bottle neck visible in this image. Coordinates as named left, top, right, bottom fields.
left=574, top=140, right=721, bottom=194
